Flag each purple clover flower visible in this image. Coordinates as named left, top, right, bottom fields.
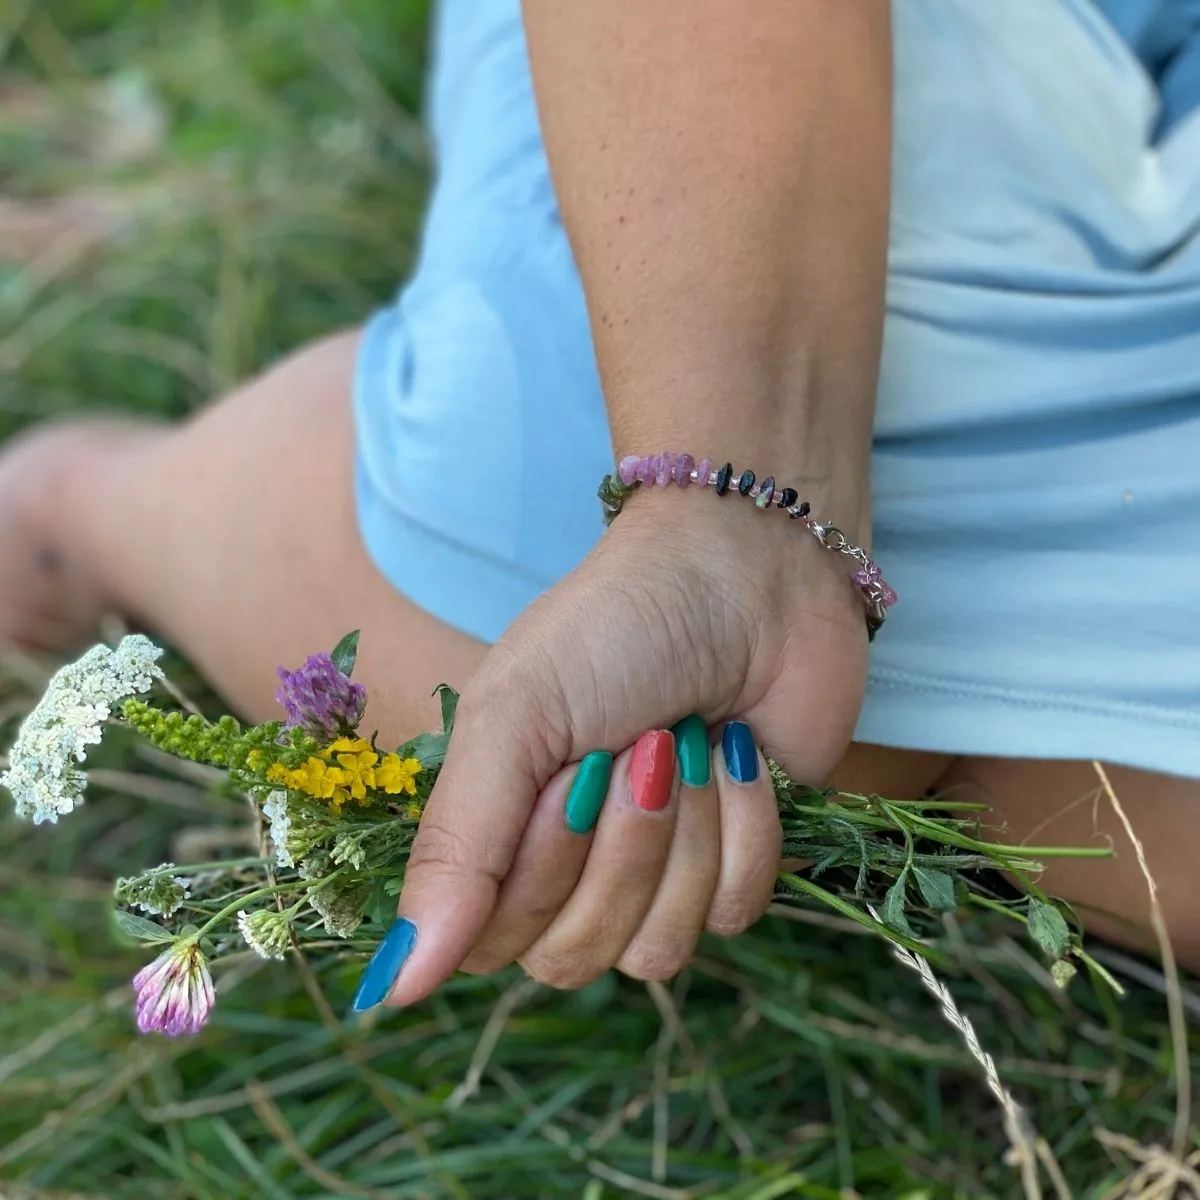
left=274, top=653, right=367, bottom=739
left=132, top=940, right=215, bottom=1036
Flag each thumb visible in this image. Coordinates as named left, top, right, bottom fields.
left=371, top=651, right=568, bottom=1008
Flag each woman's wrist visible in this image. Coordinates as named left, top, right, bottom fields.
left=600, top=445, right=890, bottom=636
left=606, top=429, right=872, bottom=547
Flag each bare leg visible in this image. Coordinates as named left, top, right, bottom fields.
left=0, top=330, right=488, bottom=743
left=936, top=756, right=1200, bottom=970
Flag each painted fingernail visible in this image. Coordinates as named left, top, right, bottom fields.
left=721, top=721, right=759, bottom=784
left=352, top=917, right=418, bottom=1012
left=564, top=750, right=613, bottom=835
left=630, top=729, right=675, bottom=811
left=672, top=714, right=711, bottom=788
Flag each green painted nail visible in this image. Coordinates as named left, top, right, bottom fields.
left=672, top=714, right=711, bottom=788
left=564, top=751, right=612, bottom=835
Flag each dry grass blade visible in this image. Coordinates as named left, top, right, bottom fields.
left=1092, top=762, right=1191, bottom=1161
left=1093, top=1130, right=1200, bottom=1200
left=875, top=913, right=1054, bottom=1200
left=645, top=978, right=755, bottom=1159
left=446, top=975, right=540, bottom=1110
left=246, top=1078, right=394, bottom=1200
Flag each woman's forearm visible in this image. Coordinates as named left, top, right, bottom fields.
left=523, top=0, right=891, bottom=522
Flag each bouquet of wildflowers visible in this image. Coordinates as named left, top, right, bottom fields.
left=1, top=631, right=1107, bottom=1038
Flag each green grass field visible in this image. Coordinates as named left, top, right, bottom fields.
left=0, top=5, right=1195, bottom=1197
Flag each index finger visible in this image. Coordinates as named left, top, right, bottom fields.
left=353, top=670, right=567, bottom=1010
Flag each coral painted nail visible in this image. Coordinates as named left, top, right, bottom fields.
left=630, top=730, right=675, bottom=812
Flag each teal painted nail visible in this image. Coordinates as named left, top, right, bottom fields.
left=672, top=714, right=711, bottom=788
left=352, top=917, right=418, bottom=1012
left=564, top=751, right=612, bottom=834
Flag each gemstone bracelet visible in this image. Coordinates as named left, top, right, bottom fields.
left=599, top=452, right=896, bottom=640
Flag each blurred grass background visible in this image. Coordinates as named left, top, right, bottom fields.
left=0, top=3, right=1195, bottom=1197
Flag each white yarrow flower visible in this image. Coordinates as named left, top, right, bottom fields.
left=1, top=634, right=164, bottom=824
left=237, top=908, right=292, bottom=960
left=261, top=790, right=295, bottom=868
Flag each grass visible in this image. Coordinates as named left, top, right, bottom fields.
left=0, top=4, right=1196, bottom=1196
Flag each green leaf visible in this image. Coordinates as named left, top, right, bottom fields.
left=400, top=730, right=449, bottom=770
left=881, top=872, right=915, bottom=937
left=112, top=909, right=176, bottom=946
left=330, top=630, right=361, bottom=677
left=365, top=878, right=395, bottom=928
left=912, top=866, right=957, bottom=912
left=1028, top=898, right=1070, bottom=958
left=434, top=684, right=459, bottom=737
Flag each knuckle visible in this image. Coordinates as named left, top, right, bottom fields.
left=460, top=948, right=510, bottom=976
left=619, top=940, right=693, bottom=982
left=407, top=819, right=477, bottom=875
left=705, top=895, right=768, bottom=938
left=520, top=947, right=602, bottom=991
left=406, top=818, right=512, bottom=894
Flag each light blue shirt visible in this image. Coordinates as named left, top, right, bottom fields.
left=354, top=1, right=1200, bottom=777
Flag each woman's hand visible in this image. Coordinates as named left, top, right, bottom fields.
left=367, top=489, right=868, bottom=1007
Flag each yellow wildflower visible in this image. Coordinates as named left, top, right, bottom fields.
left=265, top=761, right=294, bottom=790
left=263, top=737, right=413, bottom=814
left=404, top=800, right=424, bottom=821
left=327, top=736, right=373, bottom=755
left=267, top=756, right=351, bottom=810
left=375, top=753, right=422, bottom=797
left=327, top=737, right=379, bottom=801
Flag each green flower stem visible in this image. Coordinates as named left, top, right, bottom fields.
left=981, top=844, right=1113, bottom=858
left=195, top=883, right=303, bottom=938
left=825, top=792, right=993, bottom=812
left=170, top=856, right=273, bottom=873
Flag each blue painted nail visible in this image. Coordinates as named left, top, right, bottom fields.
left=722, top=722, right=759, bottom=784
left=352, top=917, right=418, bottom=1012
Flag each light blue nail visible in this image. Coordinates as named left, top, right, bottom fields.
left=352, top=917, right=418, bottom=1012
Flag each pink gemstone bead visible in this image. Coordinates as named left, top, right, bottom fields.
left=851, top=569, right=871, bottom=589
left=881, top=583, right=898, bottom=606
left=654, top=453, right=673, bottom=487
left=635, top=456, right=655, bottom=484
left=672, top=453, right=695, bottom=487
left=695, top=458, right=713, bottom=487
left=617, top=455, right=640, bottom=486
